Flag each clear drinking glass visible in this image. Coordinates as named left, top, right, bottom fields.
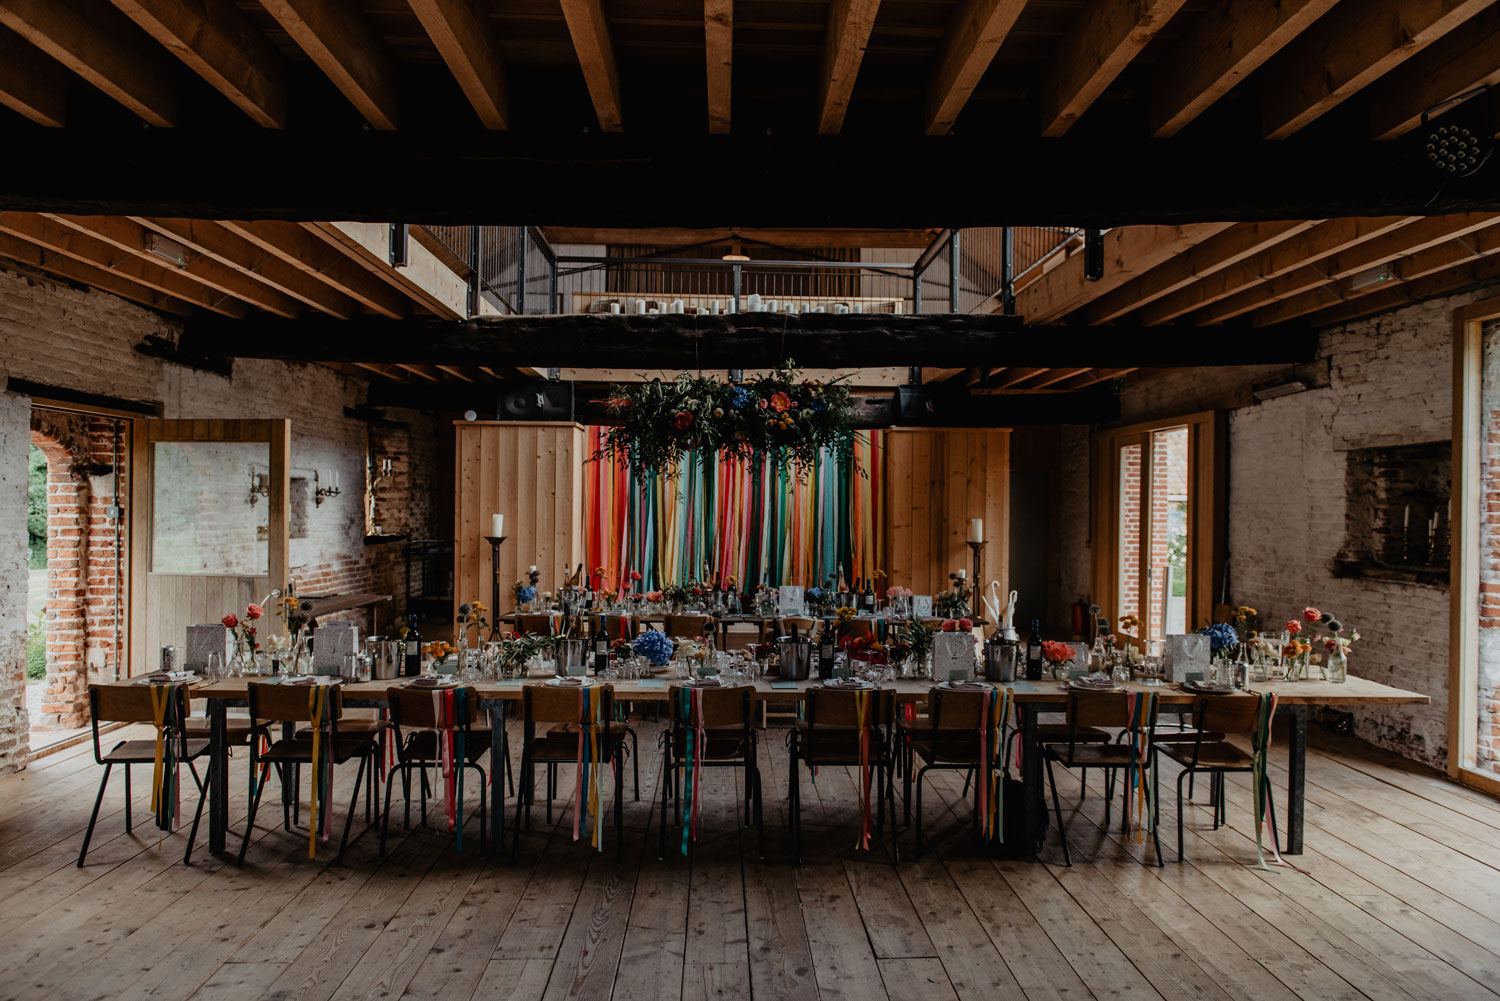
left=205, top=651, right=223, bottom=681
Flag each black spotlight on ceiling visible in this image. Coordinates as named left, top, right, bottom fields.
left=1420, top=87, right=1494, bottom=179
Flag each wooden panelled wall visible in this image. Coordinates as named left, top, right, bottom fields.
left=884, top=428, right=1010, bottom=604
left=453, top=422, right=586, bottom=619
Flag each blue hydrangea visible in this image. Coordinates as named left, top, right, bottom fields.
left=728, top=387, right=749, bottom=409
left=806, top=587, right=822, bottom=599
left=633, top=629, right=674, bottom=666
left=1199, top=622, right=1239, bottom=651
left=812, top=398, right=828, bottom=412
left=518, top=585, right=537, bottom=603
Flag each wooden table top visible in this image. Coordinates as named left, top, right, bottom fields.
left=180, top=673, right=1428, bottom=706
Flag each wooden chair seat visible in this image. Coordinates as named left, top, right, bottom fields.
left=183, top=718, right=256, bottom=745
left=669, top=731, right=751, bottom=760
left=101, top=737, right=212, bottom=764
left=1160, top=741, right=1255, bottom=768
left=1149, top=728, right=1225, bottom=744
left=260, top=734, right=377, bottom=764
left=1034, top=723, right=1110, bottom=742
left=400, top=729, right=493, bottom=763
left=906, top=732, right=998, bottom=764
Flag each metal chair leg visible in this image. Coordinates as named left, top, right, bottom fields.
left=239, top=761, right=271, bottom=865
left=184, top=765, right=210, bottom=865
left=77, top=764, right=112, bottom=868
left=123, top=764, right=132, bottom=834
left=381, top=762, right=402, bottom=856
left=1176, top=768, right=1190, bottom=862
left=337, top=756, right=368, bottom=866
left=1044, top=756, right=1070, bottom=867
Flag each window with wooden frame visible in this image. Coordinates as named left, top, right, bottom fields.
left=1450, top=295, right=1500, bottom=797
left=1092, top=412, right=1225, bottom=643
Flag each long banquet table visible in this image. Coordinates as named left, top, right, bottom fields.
left=190, top=673, right=1427, bottom=858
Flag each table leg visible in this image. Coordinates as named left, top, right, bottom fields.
left=1021, top=703, right=1041, bottom=856
left=489, top=703, right=505, bottom=855
left=1285, top=704, right=1306, bottom=855
left=209, top=700, right=228, bottom=854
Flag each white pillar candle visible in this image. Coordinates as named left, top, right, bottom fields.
left=968, top=518, right=983, bottom=543
left=610, top=302, right=621, bottom=314
left=635, top=299, right=646, bottom=314
left=957, top=568, right=966, bottom=579
left=331, top=469, right=339, bottom=490
left=671, top=298, right=684, bottom=314
left=491, top=513, right=505, bottom=537
left=747, top=293, right=761, bottom=311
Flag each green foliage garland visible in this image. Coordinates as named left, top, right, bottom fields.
left=593, top=359, right=858, bottom=473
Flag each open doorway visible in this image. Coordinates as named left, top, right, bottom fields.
left=26, top=406, right=127, bottom=754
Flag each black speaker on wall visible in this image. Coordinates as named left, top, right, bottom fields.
left=1083, top=228, right=1104, bottom=281
left=496, top=381, right=574, bottom=421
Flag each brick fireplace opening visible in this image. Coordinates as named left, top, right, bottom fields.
left=1335, top=441, right=1451, bottom=585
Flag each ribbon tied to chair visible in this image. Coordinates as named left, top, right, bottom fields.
left=306, top=685, right=331, bottom=859
left=677, top=686, right=708, bottom=855
left=431, top=687, right=471, bottom=852
left=574, top=686, right=607, bottom=851
left=1121, top=690, right=1158, bottom=842
left=148, top=683, right=181, bottom=836
left=1250, top=691, right=1309, bottom=874
left=977, top=686, right=1013, bottom=843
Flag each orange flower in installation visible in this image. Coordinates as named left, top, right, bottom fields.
left=769, top=391, right=791, bottom=413
left=673, top=411, right=694, bottom=429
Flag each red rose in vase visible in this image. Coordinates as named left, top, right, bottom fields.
left=221, top=613, right=238, bottom=629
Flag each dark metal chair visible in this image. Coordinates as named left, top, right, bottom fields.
left=512, top=683, right=626, bottom=859
left=381, top=684, right=490, bottom=855
left=1155, top=693, right=1270, bottom=861
left=791, top=686, right=897, bottom=863
left=659, top=684, right=763, bottom=860
left=899, top=685, right=1008, bottom=860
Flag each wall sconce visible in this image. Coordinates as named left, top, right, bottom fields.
left=314, top=469, right=341, bottom=507
left=368, top=456, right=392, bottom=491
left=248, top=469, right=269, bottom=507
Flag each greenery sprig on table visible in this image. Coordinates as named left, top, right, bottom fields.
left=594, top=359, right=858, bottom=473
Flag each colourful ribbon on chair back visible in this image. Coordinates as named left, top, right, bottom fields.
left=677, top=687, right=708, bottom=855
left=854, top=690, right=874, bottom=850
left=1250, top=692, right=1309, bottom=874
left=977, top=686, right=1013, bottom=843
left=149, top=684, right=181, bottom=834
left=1122, top=690, right=1158, bottom=842
left=306, top=685, right=328, bottom=859
left=573, top=687, right=607, bottom=851
left=432, top=687, right=470, bottom=852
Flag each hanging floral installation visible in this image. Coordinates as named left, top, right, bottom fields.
left=593, top=360, right=859, bottom=473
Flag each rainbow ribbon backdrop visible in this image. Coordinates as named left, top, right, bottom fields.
left=584, top=426, right=885, bottom=590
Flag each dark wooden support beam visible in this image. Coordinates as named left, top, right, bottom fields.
left=1, top=133, right=1492, bottom=229
left=179, top=312, right=1318, bottom=370
left=0, top=27, right=69, bottom=127
left=362, top=378, right=1122, bottom=427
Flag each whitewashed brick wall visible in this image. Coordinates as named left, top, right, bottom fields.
left=0, top=264, right=436, bottom=773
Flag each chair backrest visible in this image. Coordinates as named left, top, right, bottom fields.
left=806, top=687, right=893, bottom=728
left=247, top=681, right=345, bottom=723
left=927, top=687, right=1005, bottom=731
left=1193, top=693, right=1263, bottom=736
left=779, top=616, right=817, bottom=636
left=665, top=614, right=713, bottom=638
left=1065, top=690, right=1158, bottom=731
left=387, top=685, right=479, bottom=730
left=90, top=682, right=195, bottom=760
left=593, top=613, right=634, bottom=640
left=522, top=683, right=615, bottom=727
left=669, top=685, right=752, bottom=729
left=514, top=613, right=555, bottom=636
left=844, top=618, right=875, bottom=641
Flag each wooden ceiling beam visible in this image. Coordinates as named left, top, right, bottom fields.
left=434, top=364, right=477, bottom=382
left=923, top=0, right=1027, bottom=134
left=110, top=0, right=287, bottom=128
left=131, top=218, right=359, bottom=318
left=558, top=0, right=624, bottom=132
left=0, top=0, right=174, bottom=126
left=1149, top=0, right=1337, bottom=137
left=1296, top=252, right=1500, bottom=329
left=987, top=367, right=1051, bottom=388
left=1259, top=0, right=1491, bottom=139
left=0, top=27, right=68, bottom=127
left=352, top=362, right=407, bottom=381
left=259, top=0, right=398, bottom=130
left=0, top=212, right=245, bottom=316
left=1138, top=215, right=1421, bottom=325
left=394, top=363, right=443, bottom=382
left=1019, top=222, right=1234, bottom=324
left=217, top=219, right=409, bottom=319
left=0, top=231, right=193, bottom=315
left=408, top=0, right=509, bottom=130
left=1085, top=219, right=1320, bottom=324
left=1010, top=367, right=1091, bottom=390
left=301, top=221, right=461, bottom=318
left=816, top=0, right=880, bottom=134
left=705, top=0, right=732, bottom=133
left=1052, top=367, right=1136, bottom=391
left=1367, top=3, right=1500, bottom=140
left=1251, top=221, right=1500, bottom=326
left=43, top=213, right=303, bottom=317
left=1188, top=212, right=1500, bottom=324
left=540, top=227, right=941, bottom=249
left=180, top=313, right=1317, bottom=370
left=1039, top=0, right=1188, bottom=137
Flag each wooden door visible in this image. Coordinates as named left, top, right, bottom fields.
left=128, top=419, right=290, bottom=674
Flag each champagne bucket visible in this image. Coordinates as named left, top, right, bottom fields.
left=984, top=638, right=1018, bottom=682
left=777, top=636, right=812, bottom=680
left=366, top=637, right=402, bottom=680
left=558, top=638, right=588, bottom=676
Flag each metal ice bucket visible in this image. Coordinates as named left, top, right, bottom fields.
left=365, top=637, right=402, bottom=680
left=776, top=636, right=812, bottom=680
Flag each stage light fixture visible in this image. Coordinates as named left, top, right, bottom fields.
left=1421, top=88, right=1494, bottom=179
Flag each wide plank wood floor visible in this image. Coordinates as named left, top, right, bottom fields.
left=2, top=718, right=1499, bottom=1001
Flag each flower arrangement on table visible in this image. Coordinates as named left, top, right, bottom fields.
left=1283, top=606, right=1357, bottom=682
left=610, top=638, right=635, bottom=661
left=633, top=629, right=674, bottom=667
left=495, top=632, right=555, bottom=677
left=513, top=565, right=541, bottom=610
left=423, top=640, right=454, bottom=662
left=1198, top=622, right=1240, bottom=661
left=752, top=584, right=778, bottom=616
left=218, top=600, right=269, bottom=673
left=593, top=359, right=858, bottom=473
left=892, top=618, right=933, bottom=672
left=844, top=635, right=887, bottom=665
left=832, top=605, right=858, bottom=640
left=279, top=589, right=313, bottom=636
left=455, top=600, right=489, bottom=645
left=934, top=573, right=973, bottom=619
left=805, top=585, right=835, bottom=616
left=1040, top=639, right=1077, bottom=679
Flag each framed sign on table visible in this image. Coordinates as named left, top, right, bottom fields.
left=912, top=595, right=933, bottom=617
left=778, top=585, right=805, bottom=615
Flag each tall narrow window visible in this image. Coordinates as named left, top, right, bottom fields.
left=1095, top=413, right=1221, bottom=642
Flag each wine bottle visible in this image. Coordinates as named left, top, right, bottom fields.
left=403, top=615, right=422, bottom=677
left=1025, top=618, right=1043, bottom=681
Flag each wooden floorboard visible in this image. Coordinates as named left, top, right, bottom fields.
left=0, top=718, right=1498, bottom=1000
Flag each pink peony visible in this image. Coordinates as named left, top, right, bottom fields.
left=246, top=603, right=263, bottom=620
left=221, top=613, right=238, bottom=629
left=756, top=399, right=769, bottom=410
left=1302, top=606, right=1321, bottom=622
